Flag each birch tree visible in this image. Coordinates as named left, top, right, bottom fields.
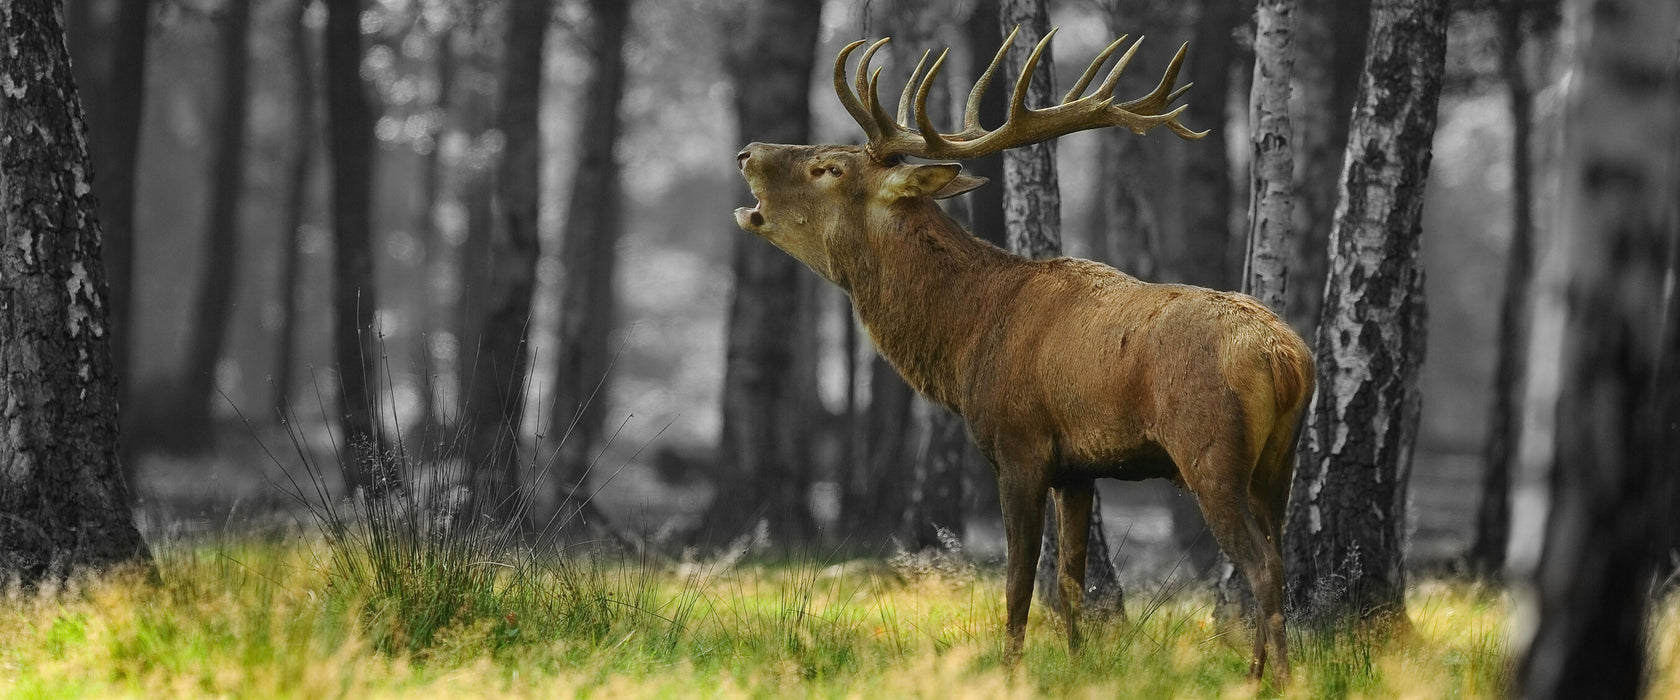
left=0, top=0, right=151, bottom=585
left=1282, top=0, right=1447, bottom=624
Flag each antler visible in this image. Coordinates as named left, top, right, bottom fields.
left=833, top=26, right=1208, bottom=163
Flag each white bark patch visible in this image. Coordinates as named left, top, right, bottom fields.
left=66, top=261, right=94, bottom=337
left=17, top=229, right=35, bottom=266
left=1, top=73, right=23, bottom=99
left=71, top=164, right=90, bottom=198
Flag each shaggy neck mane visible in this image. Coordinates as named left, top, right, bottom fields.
left=841, top=200, right=1020, bottom=410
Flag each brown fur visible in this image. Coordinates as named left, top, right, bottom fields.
left=735, top=143, right=1314, bottom=682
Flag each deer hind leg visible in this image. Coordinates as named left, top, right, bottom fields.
left=1180, top=443, right=1286, bottom=683
left=1052, top=482, right=1095, bottom=653
left=995, top=468, right=1049, bottom=667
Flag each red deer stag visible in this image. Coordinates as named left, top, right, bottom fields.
left=732, top=29, right=1314, bottom=682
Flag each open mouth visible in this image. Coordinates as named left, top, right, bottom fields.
left=733, top=199, right=765, bottom=229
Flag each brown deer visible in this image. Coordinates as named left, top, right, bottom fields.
left=732, top=29, right=1314, bottom=682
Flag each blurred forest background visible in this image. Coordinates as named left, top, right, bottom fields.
left=69, top=0, right=1556, bottom=574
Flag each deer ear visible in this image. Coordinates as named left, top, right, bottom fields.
left=886, top=163, right=976, bottom=200
left=931, top=173, right=987, bottom=199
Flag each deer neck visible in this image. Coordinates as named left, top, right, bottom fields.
left=839, top=204, right=1016, bottom=410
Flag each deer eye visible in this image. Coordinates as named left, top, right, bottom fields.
left=827, top=166, right=844, bottom=177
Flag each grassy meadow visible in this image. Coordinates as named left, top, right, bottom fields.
left=12, top=528, right=1672, bottom=700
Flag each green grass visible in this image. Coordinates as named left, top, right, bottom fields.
left=7, top=533, right=1642, bottom=699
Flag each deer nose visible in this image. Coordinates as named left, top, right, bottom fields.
left=736, top=149, right=751, bottom=171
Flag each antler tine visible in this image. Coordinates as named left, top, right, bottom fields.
left=914, top=48, right=951, bottom=145
left=1090, top=35, right=1143, bottom=102
left=896, top=49, right=931, bottom=128
left=1117, top=41, right=1188, bottom=113
left=1063, top=34, right=1127, bottom=104
left=963, top=25, right=1019, bottom=136
left=833, top=40, right=878, bottom=139
left=854, top=38, right=890, bottom=123
left=866, top=68, right=898, bottom=136
left=1007, top=27, right=1059, bottom=121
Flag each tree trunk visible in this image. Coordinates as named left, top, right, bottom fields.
left=0, top=0, right=151, bottom=585
left=704, top=0, right=824, bottom=545
left=456, top=0, right=553, bottom=528
left=1178, top=0, right=1239, bottom=290
left=323, top=0, right=387, bottom=494
left=62, top=0, right=151, bottom=486
left=1243, top=0, right=1295, bottom=312
left=1089, top=0, right=1170, bottom=279
left=1283, top=0, right=1445, bottom=625
left=1468, top=0, right=1534, bottom=581
left=273, top=0, right=317, bottom=415
left=995, top=0, right=1126, bottom=620
left=1286, top=0, right=1368, bottom=337
left=1215, top=0, right=1296, bottom=618
left=902, top=3, right=972, bottom=551
left=843, top=0, right=938, bottom=544
left=551, top=0, right=630, bottom=524
left=181, top=0, right=252, bottom=443
left=1518, top=0, right=1679, bottom=696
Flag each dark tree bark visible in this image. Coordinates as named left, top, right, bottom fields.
left=180, top=0, right=252, bottom=442
left=996, top=0, right=1125, bottom=620
left=704, top=0, right=824, bottom=544
left=1286, top=0, right=1368, bottom=337
left=1518, top=0, right=1679, bottom=696
left=406, top=18, right=453, bottom=438
left=273, top=0, right=318, bottom=414
left=551, top=0, right=630, bottom=521
left=0, top=0, right=150, bottom=585
left=323, top=0, right=387, bottom=493
left=1283, top=0, right=1446, bottom=624
left=901, top=2, right=971, bottom=551
left=62, top=0, right=151, bottom=486
left=451, top=9, right=497, bottom=443
left=1468, top=0, right=1534, bottom=580
left=1216, top=0, right=1296, bottom=618
left=844, top=0, right=934, bottom=543
left=456, top=0, right=553, bottom=527
left=1178, top=0, right=1240, bottom=290
left=954, top=0, right=1007, bottom=528
left=1088, top=0, right=1170, bottom=279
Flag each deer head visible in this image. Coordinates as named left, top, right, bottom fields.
left=735, top=28, right=1205, bottom=283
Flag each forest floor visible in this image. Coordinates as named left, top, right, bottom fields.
left=28, top=422, right=1638, bottom=698
left=5, top=532, right=1677, bottom=699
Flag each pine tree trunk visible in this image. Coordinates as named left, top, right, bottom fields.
left=323, top=0, right=387, bottom=494
left=902, top=7, right=972, bottom=549
left=705, top=0, right=824, bottom=544
left=273, top=0, right=317, bottom=415
left=1286, top=0, right=1368, bottom=337
left=181, top=0, right=252, bottom=442
left=1282, top=0, right=1446, bottom=625
left=1518, top=0, right=1679, bottom=695
left=0, top=0, right=151, bottom=585
left=844, top=0, right=938, bottom=544
left=1468, top=0, right=1533, bottom=580
left=1179, top=0, right=1239, bottom=290
left=550, top=0, right=630, bottom=530
left=457, top=0, right=553, bottom=528
left=996, top=0, right=1125, bottom=620
left=1090, top=0, right=1169, bottom=280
